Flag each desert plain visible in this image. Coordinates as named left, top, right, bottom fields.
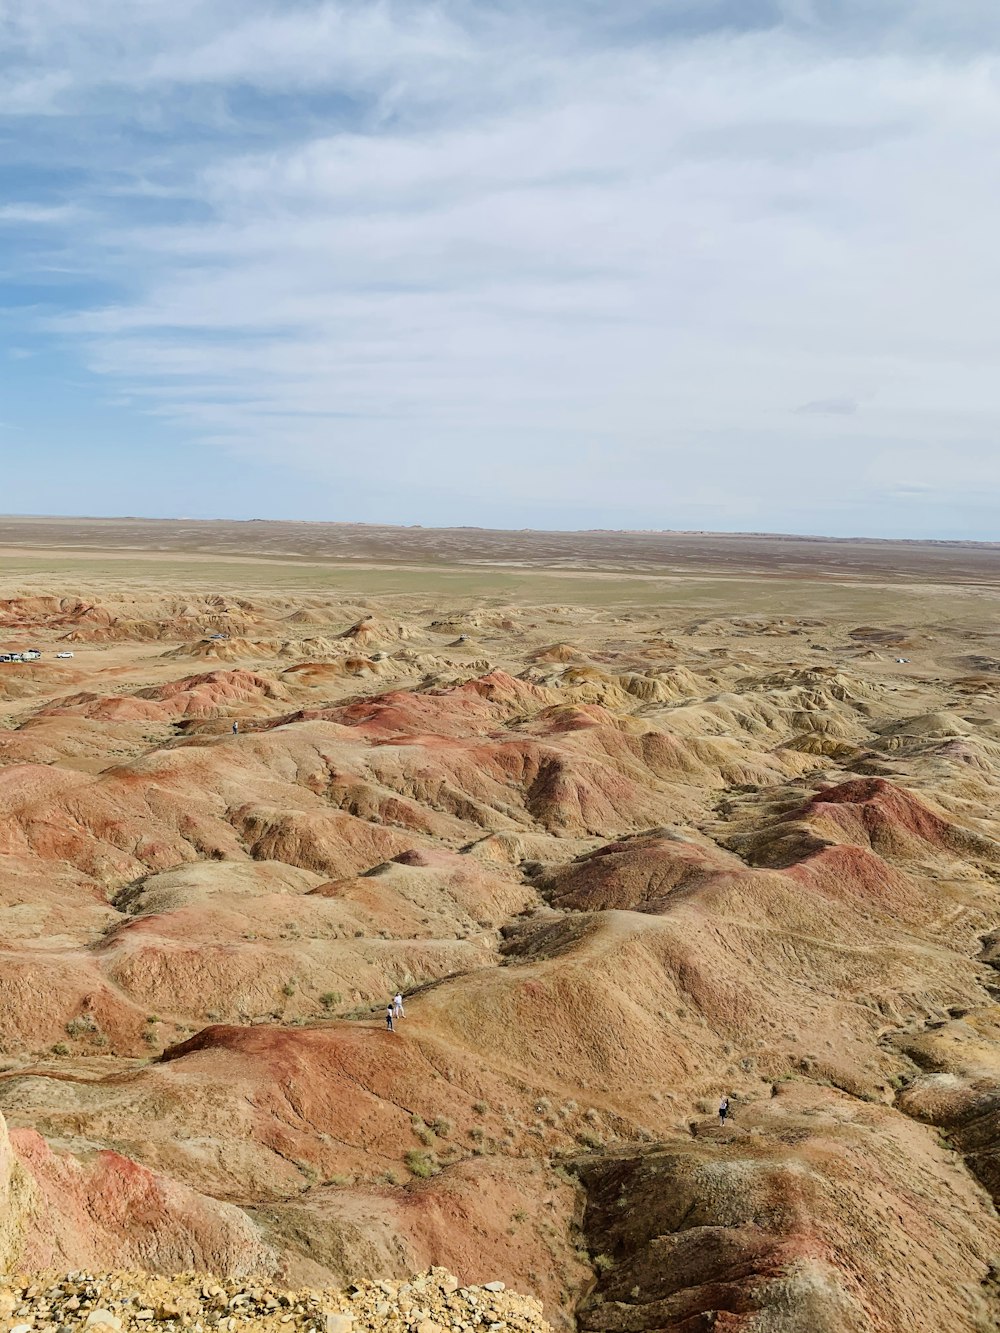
left=2, top=516, right=1000, bottom=1331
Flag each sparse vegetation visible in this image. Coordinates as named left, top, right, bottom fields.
left=342, top=1004, right=377, bottom=1020
left=65, top=1014, right=98, bottom=1038
left=404, top=1149, right=436, bottom=1179
left=319, top=991, right=342, bottom=1010
left=411, top=1116, right=437, bottom=1147
left=551, top=1163, right=579, bottom=1186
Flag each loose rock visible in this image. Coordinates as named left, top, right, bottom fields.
left=0, top=1274, right=548, bottom=1333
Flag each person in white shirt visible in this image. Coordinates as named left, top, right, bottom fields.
left=393, top=992, right=405, bottom=1019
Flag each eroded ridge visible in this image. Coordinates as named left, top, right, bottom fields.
left=2, top=575, right=1000, bottom=1331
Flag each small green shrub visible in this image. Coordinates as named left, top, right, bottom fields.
left=411, top=1115, right=436, bottom=1147
left=320, top=991, right=342, bottom=1010
left=65, top=1014, right=97, bottom=1038
left=404, top=1150, right=436, bottom=1179
left=281, top=981, right=296, bottom=998
left=51, top=1043, right=69, bottom=1056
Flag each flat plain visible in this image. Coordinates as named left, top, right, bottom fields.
left=3, top=516, right=1000, bottom=1332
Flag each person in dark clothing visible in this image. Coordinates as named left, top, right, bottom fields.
left=232, top=721, right=239, bottom=735
left=719, top=1097, right=730, bottom=1125
left=386, top=1003, right=394, bottom=1033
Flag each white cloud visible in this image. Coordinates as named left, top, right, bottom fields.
left=145, top=4, right=471, bottom=91
left=0, top=70, right=73, bottom=114
left=4, top=1, right=1000, bottom=531
left=795, top=397, right=859, bottom=416
left=0, top=202, right=84, bottom=222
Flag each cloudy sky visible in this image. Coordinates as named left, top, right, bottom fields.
left=1, top=0, right=999, bottom=536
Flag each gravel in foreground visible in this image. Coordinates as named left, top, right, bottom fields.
left=0, top=1271, right=550, bottom=1333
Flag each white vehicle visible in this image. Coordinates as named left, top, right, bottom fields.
left=56, top=651, right=75, bottom=659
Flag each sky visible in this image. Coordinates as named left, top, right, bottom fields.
left=1, top=0, right=1000, bottom=538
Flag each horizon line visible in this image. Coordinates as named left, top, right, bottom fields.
left=1, top=513, right=999, bottom=550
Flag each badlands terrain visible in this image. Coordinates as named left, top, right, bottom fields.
left=3, top=518, right=1000, bottom=1330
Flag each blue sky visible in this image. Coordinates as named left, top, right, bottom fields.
left=2, top=0, right=1000, bottom=537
